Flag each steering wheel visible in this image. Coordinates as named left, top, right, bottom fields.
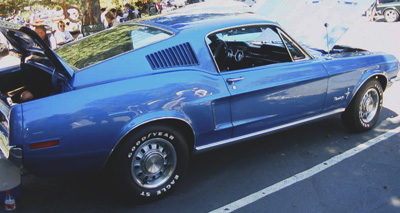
left=214, top=40, right=228, bottom=71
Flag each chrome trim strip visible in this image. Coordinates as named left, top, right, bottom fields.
left=0, top=131, right=9, bottom=158
left=277, top=28, right=313, bottom=61
left=196, top=109, right=345, bottom=151
left=390, top=76, right=399, bottom=83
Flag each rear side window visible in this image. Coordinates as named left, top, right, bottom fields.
left=55, top=25, right=173, bottom=70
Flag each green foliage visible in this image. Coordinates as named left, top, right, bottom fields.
left=55, top=25, right=136, bottom=69
left=20, top=10, right=31, bottom=20
left=99, top=0, right=156, bottom=10
left=0, top=0, right=29, bottom=15
left=55, top=24, right=172, bottom=69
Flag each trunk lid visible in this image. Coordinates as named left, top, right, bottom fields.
left=0, top=26, right=74, bottom=79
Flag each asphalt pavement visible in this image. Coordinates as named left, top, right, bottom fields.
left=2, top=16, right=400, bottom=212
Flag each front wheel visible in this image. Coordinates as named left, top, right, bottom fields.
left=111, top=125, right=189, bottom=200
left=384, top=9, right=399, bottom=22
left=342, top=79, right=383, bottom=132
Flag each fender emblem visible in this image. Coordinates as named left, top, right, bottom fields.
left=345, top=88, right=351, bottom=99
left=334, top=88, right=351, bottom=101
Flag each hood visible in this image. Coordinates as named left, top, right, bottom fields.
left=0, top=26, right=74, bottom=78
left=252, top=0, right=376, bottom=52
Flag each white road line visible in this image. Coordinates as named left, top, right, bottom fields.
left=210, top=125, right=400, bottom=213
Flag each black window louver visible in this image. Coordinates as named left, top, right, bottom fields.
left=146, top=42, right=199, bottom=69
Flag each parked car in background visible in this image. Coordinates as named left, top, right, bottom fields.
left=0, top=10, right=399, bottom=201
left=170, top=0, right=187, bottom=8
left=375, top=0, right=400, bottom=22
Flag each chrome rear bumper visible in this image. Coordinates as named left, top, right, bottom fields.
left=390, top=76, right=399, bottom=83
left=0, top=126, right=22, bottom=168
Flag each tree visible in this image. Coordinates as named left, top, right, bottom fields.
left=81, top=0, right=101, bottom=25
left=0, top=0, right=100, bottom=26
left=45, top=0, right=100, bottom=25
left=0, top=0, right=30, bottom=16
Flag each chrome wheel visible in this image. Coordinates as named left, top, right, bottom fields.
left=342, top=79, right=383, bottom=132
left=384, top=9, right=399, bottom=22
left=359, top=88, right=379, bottom=124
left=131, top=138, right=177, bottom=189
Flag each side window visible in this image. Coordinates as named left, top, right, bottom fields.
left=280, top=32, right=308, bottom=61
left=207, top=25, right=292, bottom=72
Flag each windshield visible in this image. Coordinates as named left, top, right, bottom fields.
left=55, top=24, right=173, bottom=70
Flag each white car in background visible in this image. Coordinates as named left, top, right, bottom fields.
left=170, top=0, right=187, bottom=8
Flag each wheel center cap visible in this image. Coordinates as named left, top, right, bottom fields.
left=365, top=97, right=374, bottom=112
left=144, top=153, right=164, bottom=174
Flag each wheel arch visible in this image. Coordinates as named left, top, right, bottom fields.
left=348, top=73, right=387, bottom=106
left=102, top=117, right=196, bottom=169
left=383, top=7, right=400, bottom=15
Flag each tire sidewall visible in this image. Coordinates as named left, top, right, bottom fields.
left=113, top=125, right=189, bottom=200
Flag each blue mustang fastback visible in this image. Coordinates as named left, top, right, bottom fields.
left=0, top=11, right=399, bottom=200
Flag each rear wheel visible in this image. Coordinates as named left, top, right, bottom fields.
left=111, top=125, right=189, bottom=200
left=342, top=79, right=383, bottom=132
left=384, top=9, right=399, bottom=22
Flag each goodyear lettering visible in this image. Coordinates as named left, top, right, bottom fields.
left=140, top=191, right=150, bottom=197
left=155, top=175, right=180, bottom=196
left=129, top=132, right=176, bottom=159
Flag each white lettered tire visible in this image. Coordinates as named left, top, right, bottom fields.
left=112, top=125, right=189, bottom=200
left=342, top=79, right=383, bottom=132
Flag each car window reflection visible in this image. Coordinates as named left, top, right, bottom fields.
left=55, top=25, right=173, bottom=70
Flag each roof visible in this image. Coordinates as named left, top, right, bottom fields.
left=137, top=11, right=277, bottom=34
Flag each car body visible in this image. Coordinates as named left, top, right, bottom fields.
left=0, top=11, right=399, bottom=200
left=375, top=0, right=400, bottom=22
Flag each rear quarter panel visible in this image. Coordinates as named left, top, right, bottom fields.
left=19, top=30, right=233, bottom=176
left=20, top=68, right=231, bottom=176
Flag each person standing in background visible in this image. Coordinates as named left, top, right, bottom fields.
left=34, top=25, right=56, bottom=49
left=54, top=21, right=74, bottom=47
left=101, top=7, right=108, bottom=29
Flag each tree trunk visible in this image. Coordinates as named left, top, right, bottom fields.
left=61, top=1, right=68, bottom=19
left=81, top=0, right=101, bottom=26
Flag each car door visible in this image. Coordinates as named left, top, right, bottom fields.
left=207, top=25, right=329, bottom=137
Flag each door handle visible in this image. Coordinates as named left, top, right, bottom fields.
left=226, top=77, right=244, bottom=84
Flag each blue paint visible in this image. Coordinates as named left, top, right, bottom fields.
left=0, top=11, right=398, bottom=177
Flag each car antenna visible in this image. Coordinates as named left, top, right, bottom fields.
left=324, top=23, right=332, bottom=60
